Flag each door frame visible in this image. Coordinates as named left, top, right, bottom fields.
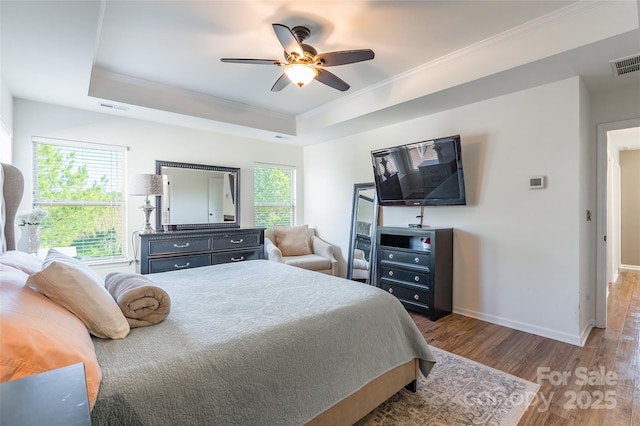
left=596, top=118, right=640, bottom=328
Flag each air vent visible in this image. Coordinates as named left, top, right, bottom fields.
left=610, top=54, right=640, bottom=76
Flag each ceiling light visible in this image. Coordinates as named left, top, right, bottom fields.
left=284, top=64, right=318, bottom=87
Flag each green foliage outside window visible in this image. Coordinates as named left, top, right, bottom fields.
left=254, top=165, right=295, bottom=228
left=34, top=143, right=124, bottom=259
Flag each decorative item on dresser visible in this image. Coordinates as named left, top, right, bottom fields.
left=375, top=226, right=453, bottom=321
left=129, top=174, right=163, bottom=234
left=137, top=228, right=264, bottom=274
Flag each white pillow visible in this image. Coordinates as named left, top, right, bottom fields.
left=0, top=250, right=44, bottom=275
left=26, top=249, right=130, bottom=339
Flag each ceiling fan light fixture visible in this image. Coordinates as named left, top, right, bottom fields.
left=284, top=64, right=317, bottom=87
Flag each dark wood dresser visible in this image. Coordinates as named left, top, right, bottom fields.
left=375, top=226, right=453, bottom=321
left=137, top=228, right=264, bottom=274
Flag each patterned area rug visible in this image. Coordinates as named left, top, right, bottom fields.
left=356, top=347, right=539, bottom=425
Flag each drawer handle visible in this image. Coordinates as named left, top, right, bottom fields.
left=230, top=256, right=245, bottom=262
left=174, top=262, right=191, bottom=269
left=173, top=243, right=190, bottom=248
left=414, top=257, right=420, bottom=263
left=388, top=288, right=394, bottom=294
left=388, top=270, right=394, bottom=277
left=414, top=276, right=420, bottom=282
left=230, top=239, right=244, bottom=244
left=388, top=253, right=394, bottom=259
left=414, top=294, right=420, bottom=301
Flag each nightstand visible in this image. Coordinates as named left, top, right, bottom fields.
left=0, top=363, right=91, bottom=425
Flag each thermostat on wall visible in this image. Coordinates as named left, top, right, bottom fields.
left=529, top=175, right=546, bottom=189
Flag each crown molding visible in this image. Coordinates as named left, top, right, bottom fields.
left=299, top=0, right=615, bottom=122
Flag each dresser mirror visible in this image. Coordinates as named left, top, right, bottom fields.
left=346, top=183, right=378, bottom=283
left=155, top=160, right=240, bottom=230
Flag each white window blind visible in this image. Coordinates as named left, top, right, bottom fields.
left=32, top=137, right=127, bottom=261
left=254, top=163, right=296, bottom=228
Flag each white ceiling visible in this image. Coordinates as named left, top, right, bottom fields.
left=2, top=0, right=640, bottom=145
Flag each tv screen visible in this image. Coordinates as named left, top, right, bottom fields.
left=371, top=135, right=466, bottom=206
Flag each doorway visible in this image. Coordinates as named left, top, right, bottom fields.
left=596, top=119, right=640, bottom=328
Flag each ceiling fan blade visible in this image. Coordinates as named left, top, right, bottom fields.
left=315, top=68, right=350, bottom=92
left=271, top=74, right=291, bottom=92
left=272, top=23, right=304, bottom=58
left=315, top=49, right=375, bottom=66
left=220, top=58, right=284, bottom=66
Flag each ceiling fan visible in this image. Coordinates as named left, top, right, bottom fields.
left=220, top=23, right=375, bottom=92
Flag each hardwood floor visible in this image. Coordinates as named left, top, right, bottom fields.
left=410, top=270, right=639, bottom=425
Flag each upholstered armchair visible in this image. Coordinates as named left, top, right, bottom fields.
left=351, top=249, right=370, bottom=283
left=264, top=225, right=338, bottom=276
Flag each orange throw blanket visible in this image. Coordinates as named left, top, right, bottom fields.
left=105, top=272, right=171, bottom=328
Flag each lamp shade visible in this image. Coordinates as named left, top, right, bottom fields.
left=129, top=174, right=163, bottom=196
left=284, top=64, right=318, bottom=87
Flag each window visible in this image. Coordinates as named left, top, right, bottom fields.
left=32, top=137, right=127, bottom=261
left=254, top=163, right=296, bottom=228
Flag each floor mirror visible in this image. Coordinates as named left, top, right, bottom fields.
left=346, top=183, right=379, bottom=283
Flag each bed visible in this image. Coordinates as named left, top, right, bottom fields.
left=0, top=163, right=436, bottom=425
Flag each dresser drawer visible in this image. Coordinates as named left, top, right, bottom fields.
left=211, top=248, right=262, bottom=265
left=380, top=248, right=430, bottom=269
left=149, top=237, right=211, bottom=255
left=148, top=254, right=211, bottom=274
left=381, top=266, right=430, bottom=286
left=212, top=232, right=261, bottom=251
left=380, top=280, right=430, bottom=307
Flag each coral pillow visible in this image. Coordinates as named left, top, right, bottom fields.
left=27, top=249, right=130, bottom=339
left=0, top=265, right=102, bottom=409
left=0, top=250, right=43, bottom=275
left=274, top=224, right=312, bottom=257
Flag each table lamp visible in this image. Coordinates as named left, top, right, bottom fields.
left=129, top=174, right=163, bottom=233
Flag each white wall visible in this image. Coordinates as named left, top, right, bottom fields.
left=578, top=79, right=596, bottom=342
left=12, top=99, right=304, bottom=275
left=1, top=78, right=14, bottom=163
left=1, top=78, right=12, bottom=132
left=305, top=77, right=586, bottom=345
left=606, top=140, right=622, bottom=285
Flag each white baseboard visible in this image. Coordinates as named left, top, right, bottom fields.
left=452, top=306, right=584, bottom=347
left=620, top=264, right=640, bottom=271
left=580, top=320, right=595, bottom=347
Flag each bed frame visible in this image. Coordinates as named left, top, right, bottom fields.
left=0, top=162, right=419, bottom=424
left=308, top=359, right=418, bottom=425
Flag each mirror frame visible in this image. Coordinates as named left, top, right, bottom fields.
left=155, top=160, right=240, bottom=231
left=346, top=182, right=379, bottom=283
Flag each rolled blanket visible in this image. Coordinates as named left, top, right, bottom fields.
left=105, top=272, right=171, bottom=328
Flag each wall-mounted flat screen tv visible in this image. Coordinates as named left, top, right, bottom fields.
left=371, top=135, right=466, bottom=206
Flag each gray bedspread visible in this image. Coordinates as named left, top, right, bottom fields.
left=91, top=260, right=436, bottom=425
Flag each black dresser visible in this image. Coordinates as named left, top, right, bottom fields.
left=137, top=228, right=264, bottom=274
left=375, top=226, right=453, bottom=321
